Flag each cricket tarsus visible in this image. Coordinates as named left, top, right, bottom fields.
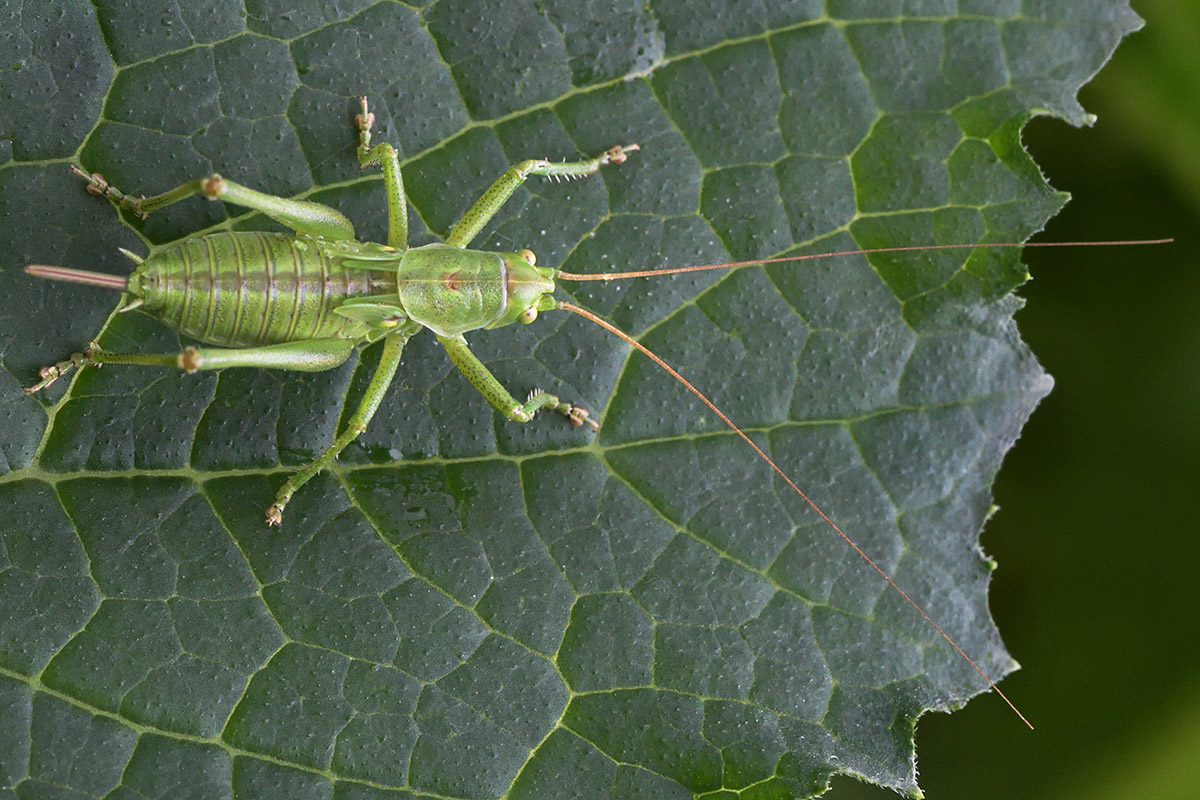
left=23, top=340, right=103, bottom=394
left=526, top=388, right=599, bottom=430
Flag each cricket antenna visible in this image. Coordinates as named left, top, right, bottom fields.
left=560, top=299, right=1036, bottom=730
left=556, top=238, right=1173, bottom=281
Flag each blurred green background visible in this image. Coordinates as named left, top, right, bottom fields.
left=837, top=0, right=1200, bottom=796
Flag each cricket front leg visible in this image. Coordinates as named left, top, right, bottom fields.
left=445, top=144, right=639, bottom=248
left=267, top=332, right=410, bottom=526
left=355, top=96, right=408, bottom=249
left=436, top=333, right=598, bottom=429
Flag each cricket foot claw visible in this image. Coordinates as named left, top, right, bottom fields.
left=25, top=366, right=61, bottom=394
left=70, top=165, right=111, bottom=197
left=70, top=165, right=109, bottom=196
left=566, top=404, right=600, bottom=431
left=604, top=144, right=639, bottom=164
left=355, top=96, right=375, bottom=133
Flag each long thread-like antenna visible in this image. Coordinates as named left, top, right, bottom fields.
left=560, top=300, right=1035, bottom=730
left=557, top=238, right=1172, bottom=281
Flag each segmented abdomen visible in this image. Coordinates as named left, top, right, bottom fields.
left=135, top=231, right=385, bottom=347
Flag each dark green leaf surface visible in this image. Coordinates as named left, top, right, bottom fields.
left=0, top=2, right=1139, bottom=798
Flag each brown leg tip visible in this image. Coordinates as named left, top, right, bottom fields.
left=356, top=97, right=374, bottom=131
left=568, top=406, right=600, bottom=431
left=81, top=171, right=110, bottom=196
left=266, top=505, right=283, bottom=526
left=26, top=366, right=59, bottom=393
left=605, top=144, right=639, bottom=164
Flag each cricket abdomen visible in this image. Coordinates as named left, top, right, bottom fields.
left=132, top=231, right=398, bottom=347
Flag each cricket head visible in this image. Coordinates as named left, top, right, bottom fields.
left=486, top=248, right=560, bottom=329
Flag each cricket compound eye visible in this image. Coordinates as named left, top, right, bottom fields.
left=518, top=306, right=538, bottom=324
left=519, top=249, right=536, bottom=265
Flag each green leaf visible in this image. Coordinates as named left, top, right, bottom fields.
left=0, top=2, right=1140, bottom=798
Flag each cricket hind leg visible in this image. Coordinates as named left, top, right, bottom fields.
left=444, top=143, right=639, bottom=248
left=71, top=166, right=357, bottom=241
left=24, top=338, right=357, bottom=394
left=267, top=331, right=411, bottom=525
